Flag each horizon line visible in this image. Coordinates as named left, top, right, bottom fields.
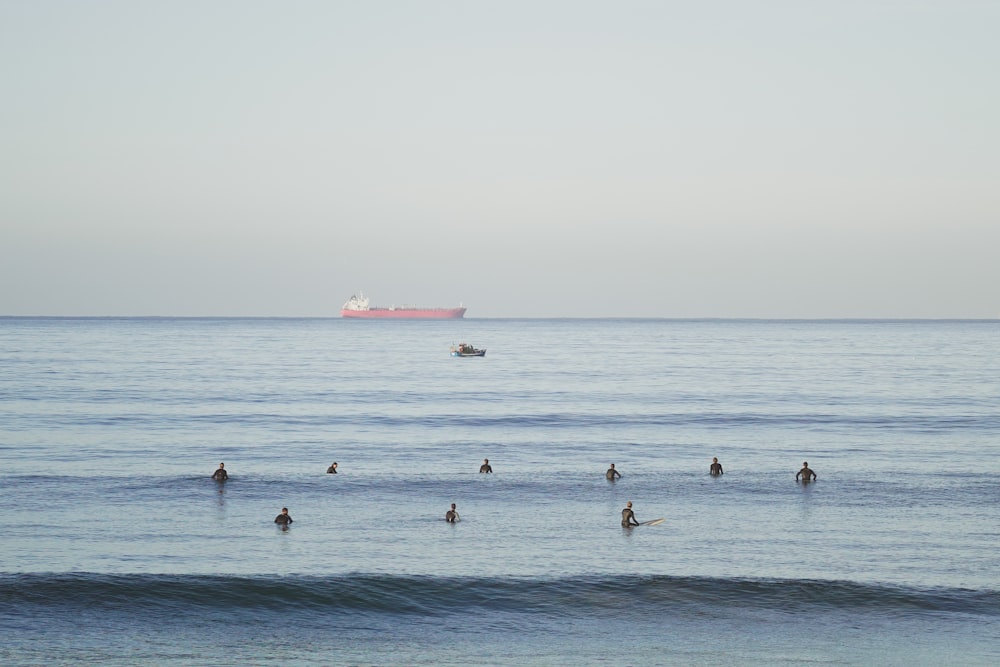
left=2, top=315, right=998, bottom=322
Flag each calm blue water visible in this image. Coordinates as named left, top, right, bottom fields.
left=1, top=317, right=998, bottom=665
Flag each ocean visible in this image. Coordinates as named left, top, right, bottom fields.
left=1, top=317, right=998, bottom=666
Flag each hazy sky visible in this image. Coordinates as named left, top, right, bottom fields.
left=2, top=1, right=998, bottom=317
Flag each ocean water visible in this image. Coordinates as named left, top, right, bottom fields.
left=1, top=317, right=998, bottom=666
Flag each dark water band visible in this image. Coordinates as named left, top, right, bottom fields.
left=3, top=573, right=997, bottom=617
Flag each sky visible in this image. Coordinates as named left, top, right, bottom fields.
left=1, top=1, right=998, bottom=318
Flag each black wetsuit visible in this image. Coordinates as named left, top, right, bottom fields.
left=326, top=466, right=337, bottom=474
left=274, top=513, right=293, bottom=525
left=606, top=468, right=621, bottom=480
left=621, top=508, right=638, bottom=527
left=797, top=467, right=816, bottom=482
left=710, top=463, right=723, bottom=476
left=445, top=510, right=459, bottom=523
left=479, top=464, right=492, bottom=473
left=211, top=469, right=228, bottom=481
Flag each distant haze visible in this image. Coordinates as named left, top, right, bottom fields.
left=2, top=1, right=998, bottom=318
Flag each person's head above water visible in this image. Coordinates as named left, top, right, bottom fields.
left=626, top=501, right=632, bottom=508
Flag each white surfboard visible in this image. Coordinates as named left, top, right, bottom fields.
left=640, top=518, right=665, bottom=526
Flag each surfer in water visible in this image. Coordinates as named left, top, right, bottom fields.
left=606, top=463, right=621, bottom=481
left=211, top=463, right=228, bottom=481
left=710, top=457, right=723, bottom=476
left=796, top=461, right=817, bottom=482
left=274, top=507, right=293, bottom=526
left=621, top=501, right=640, bottom=527
left=326, top=462, right=338, bottom=474
left=445, top=503, right=460, bottom=523
left=479, top=458, right=492, bottom=473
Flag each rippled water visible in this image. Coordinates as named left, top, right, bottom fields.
left=1, top=317, right=998, bottom=665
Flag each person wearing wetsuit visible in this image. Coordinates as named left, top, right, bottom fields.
left=606, top=463, right=621, bottom=481
left=621, top=501, right=639, bottom=527
left=710, top=457, right=723, bottom=476
left=796, top=462, right=817, bottom=482
left=445, top=503, right=460, bottom=523
left=326, top=462, right=338, bottom=474
left=479, top=459, right=492, bottom=473
left=211, top=463, right=228, bottom=481
left=274, top=508, right=293, bottom=525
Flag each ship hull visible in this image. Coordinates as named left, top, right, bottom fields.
left=341, top=307, right=466, bottom=319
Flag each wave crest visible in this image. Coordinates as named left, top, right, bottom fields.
left=3, top=573, right=997, bottom=617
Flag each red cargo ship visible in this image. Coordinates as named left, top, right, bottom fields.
left=340, top=293, right=467, bottom=319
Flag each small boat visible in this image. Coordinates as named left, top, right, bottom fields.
left=451, top=343, right=486, bottom=357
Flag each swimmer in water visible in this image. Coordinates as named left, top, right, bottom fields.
left=621, top=501, right=639, bottom=527
left=211, top=463, right=228, bottom=481
left=274, top=507, right=293, bottom=525
left=606, top=463, right=621, bottom=481
left=796, top=461, right=817, bottom=482
left=479, top=458, right=492, bottom=473
left=445, top=503, right=460, bottom=523
left=710, top=457, right=723, bottom=476
left=326, top=462, right=338, bottom=474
